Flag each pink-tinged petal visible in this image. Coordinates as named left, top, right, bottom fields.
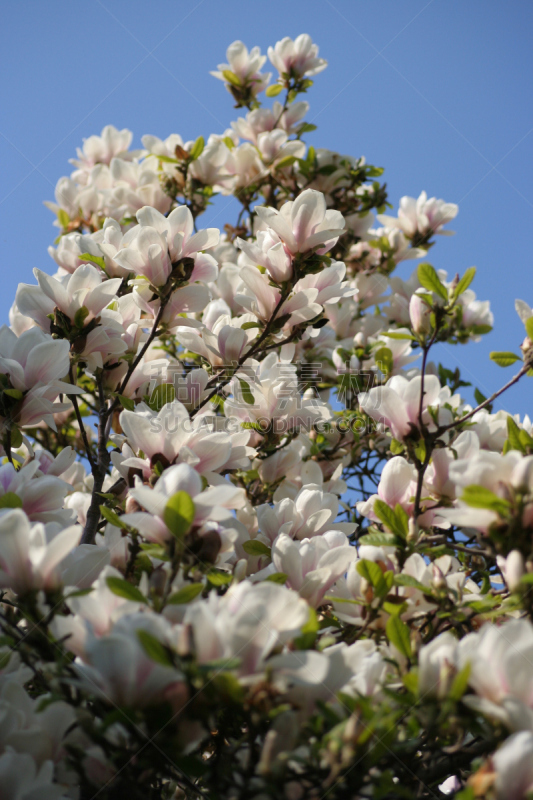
left=120, top=410, right=166, bottom=460
left=38, top=525, right=82, bottom=586
left=167, top=205, right=194, bottom=242
left=255, top=206, right=297, bottom=253
left=291, top=189, right=326, bottom=249
left=34, top=269, right=69, bottom=309
left=136, top=205, right=168, bottom=234
left=218, top=326, right=248, bottom=363
left=359, top=387, right=411, bottom=440
left=157, top=463, right=202, bottom=499
left=182, top=228, right=220, bottom=257
left=0, top=357, right=26, bottom=391
left=190, top=253, right=218, bottom=283
left=14, top=284, right=55, bottom=329
left=185, top=431, right=232, bottom=473
left=24, top=339, right=70, bottom=386
left=377, top=457, right=414, bottom=507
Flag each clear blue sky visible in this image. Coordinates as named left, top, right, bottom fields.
left=1, top=0, right=532, bottom=416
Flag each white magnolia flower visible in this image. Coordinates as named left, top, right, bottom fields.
left=254, top=189, right=345, bottom=257
left=184, top=580, right=309, bottom=675
left=268, top=34, right=327, bottom=79
left=0, top=326, right=82, bottom=430
left=16, top=265, right=122, bottom=329
left=265, top=530, right=356, bottom=607
left=211, top=40, right=271, bottom=96
left=0, top=749, right=69, bottom=800
left=378, top=191, right=458, bottom=240
left=493, top=731, right=533, bottom=799
left=121, top=462, right=246, bottom=544
left=0, top=509, right=81, bottom=594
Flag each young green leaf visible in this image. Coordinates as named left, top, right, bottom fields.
left=106, top=577, right=147, bottom=604
left=242, top=540, right=271, bottom=558
left=99, top=505, right=123, bottom=529
left=490, top=351, right=521, bottom=367
left=189, top=136, right=205, bottom=160
left=167, top=583, right=204, bottom=604
left=417, top=263, right=448, bottom=301
left=137, top=630, right=174, bottom=667
left=454, top=266, right=476, bottom=297
left=163, top=491, right=195, bottom=540
left=386, top=615, right=412, bottom=659
left=461, top=485, right=510, bottom=516
left=265, top=83, right=283, bottom=97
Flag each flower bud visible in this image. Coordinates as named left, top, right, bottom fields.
left=407, top=517, right=419, bottom=545
left=505, top=549, right=525, bottom=592
left=234, top=558, right=248, bottom=582
left=409, top=290, right=431, bottom=335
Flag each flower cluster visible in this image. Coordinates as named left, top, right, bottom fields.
left=1, top=32, right=532, bottom=800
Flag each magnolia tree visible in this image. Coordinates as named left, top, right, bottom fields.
left=2, top=32, right=533, bottom=800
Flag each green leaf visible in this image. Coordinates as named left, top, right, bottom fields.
left=506, top=416, right=525, bottom=453
left=390, top=438, right=404, bottom=455
left=167, top=583, right=204, bottom=604
left=222, top=69, right=240, bottom=86
left=0, top=493, right=22, bottom=510
left=386, top=615, right=412, bottom=659
left=461, top=485, right=510, bottom=516
left=449, top=662, right=470, bottom=701
left=106, top=577, right=147, bottom=604
left=207, top=568, right=232, bottom=586
left=264, top=572, right=288, bottom=584
left=394, top=574, right=429, bottom=593
left=490, top=351, right=521, bottom=367
left=471, top=324, right=492, bottom=335
left=373, top=499, right=408, bottom=539
left=298, top=122, right=317, bottom=134
left=265, top=83, right=283, bottom=97
left=147, top=383, right=175, bottom=411
left=238, top=379, right=255, bottom=406
left=374, top=347, right=393, bottom=375
left=526, top=317, right=533, bottom=342
left=118, top=394, right=135, bottom=411
left=73, top=306, right=89, bottom=329
left=356, top=560, right=391, bottom=598
left=417, top=262, right=448, bottom=301
left=137, top=630, right=174, bottom=667
left=163, top=491, right=195, bottom=540
left=358, top=532, right=401, bottom=548
left=3, top=388, right=23, bottom=401
left=99, top=505, right=123, bottom=529
left=454, top=266, right=476, bottom=297
left=241, top=321, right=260, bottom=330
left=242, top=540, right=271, bottom=558
left=473, top=387, right=487, bottom=406
left=79, top=252, right=106, bottom=271
left=222, top=136, right=235, bottom=150
left=57, top=209, right=70, bottom=229
left=275, top=155, right=297, bottom=170
left=383, top=331, right=415, bottom=340
left=189, top=136, right=205, bottom=161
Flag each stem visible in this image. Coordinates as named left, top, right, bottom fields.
left=68, top=364, right=96, bottom=470
left=82, top=298, right=170, bottom=545
left=81, top=378, right=110, bottom=545
left=439, top=364, right=528, bottom=433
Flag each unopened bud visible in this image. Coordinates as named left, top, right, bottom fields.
left=407, top=517, right=420, bottom=545
left=234, top=558, right=248, bottom=582
left=409, top=290, right=432, bottom=335
left=505, top=549, right=525, bottom=592
left=432, top=563, right=447, bottom=591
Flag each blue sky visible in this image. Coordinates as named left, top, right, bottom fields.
left=1, top=0, right=532, bottom=417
